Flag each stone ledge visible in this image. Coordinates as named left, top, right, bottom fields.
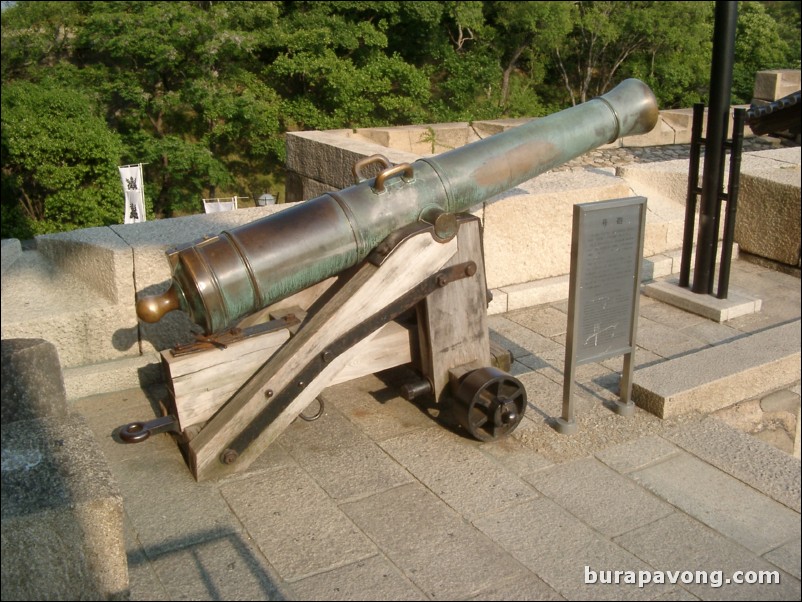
left=632, top=320, right=801, bottom=418
left=735, top=164, right=801, bottom=267
left=488, top=252, right=676, bottom=315
left=1, top=302, right=141, bottom=369
left=1, top=414, right=129, bottom=601
left=1, top=338, right=128, bottom=600
left=63, top=353, right=163, bottom=402
left=36, top=226, right=134, bottom=305
left=1, top=338, right=68, bottom=422
left=642, top=277, right=762, bottom=322
left=753, top=69, right=801, bottom=102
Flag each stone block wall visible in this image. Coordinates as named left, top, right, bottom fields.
left=735, top=150, right=802, bottom=268
left=284, top=106, right=757, bottom=204
left=1, top=339, right=129, bottom=600
left=1, top=72, right=798, bottom=403
left=753, top=69, right=801, bottom=103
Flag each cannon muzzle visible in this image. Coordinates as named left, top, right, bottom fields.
left=138, top=79, right=658, bottom=334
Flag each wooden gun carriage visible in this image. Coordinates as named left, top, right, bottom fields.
left=120, top=79, right=659, bottom=481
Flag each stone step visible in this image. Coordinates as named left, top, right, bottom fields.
left=489, top=241, right=740, bottom=314
left=632, top=320, right=801, bottom=418
left=63, top=353, right=163, bottom=402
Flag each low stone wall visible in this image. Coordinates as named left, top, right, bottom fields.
left=3, top=146, right=798, bottom=401
left=1, top=339, right=129, bottom=600
left=618, top=148, right=801, bottom=270
left=0, top=206, right=290, bottom=399
left=736, top=150, right=802, bottom=268
left=0, top=167, right=686, bottom=374
left=1, top=71, right=798, bottom=402
left=284, top=106, right=756, bottom=204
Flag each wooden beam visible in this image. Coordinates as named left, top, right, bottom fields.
left=188, top=228, right=459, bottom=481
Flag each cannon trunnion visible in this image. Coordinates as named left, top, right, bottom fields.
left=123, top=79, right=659, bottom=480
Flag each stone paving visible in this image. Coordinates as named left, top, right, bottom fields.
left=70, top=255, right=801, bottom=601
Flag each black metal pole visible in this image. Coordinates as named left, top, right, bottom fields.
left=679, top=103, right=705, bottom=288
left=717, top=108, right=745, bottom=298
left=706, top=118, right=730, bottom=294
left=692, top=0, right=738, bottom=294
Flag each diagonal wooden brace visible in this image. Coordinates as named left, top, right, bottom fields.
left=188, top=221, right=465, bottom=481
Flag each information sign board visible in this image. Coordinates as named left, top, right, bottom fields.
left=555, top=197, right=647, bottom=434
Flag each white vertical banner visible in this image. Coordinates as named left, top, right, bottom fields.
left=119, top=164, right=146, bottom=224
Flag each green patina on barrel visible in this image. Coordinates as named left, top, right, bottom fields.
left=137, top=79, right=659, bottom=334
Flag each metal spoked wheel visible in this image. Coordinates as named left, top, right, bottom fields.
left=453, top=367, right=527, bottom=442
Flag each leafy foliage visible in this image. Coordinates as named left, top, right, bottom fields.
left=1, top=80, right=125, bottom=237
left=1, top=1, right=799, bottom=239
left=733, top=1, right=794, bottom=103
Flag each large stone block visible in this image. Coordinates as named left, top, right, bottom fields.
left=735, top=163, right=801, bottom=267
left=1, top=304, right=141, bottom=369
left=652, top=106, right=751, bottom=146
left=659, top=108, right=696, bottom=143
left=36, top=227, right=135, bottom=305
left=1, top=338, right=67, bottom=423
left=753, top=69, right=801, bottom=102
left=613, top=159, right=692, bottom=204
left=286, top=130, right=418, bottom=190
left=0, top=246, right=137, bottom=367
left=284, top=170, right=337, bottom=202
left=284, top=170, right=305, bottom=203
left=622, top=117, right=677, bottom=147
left=357, top=123, right=479, bottom=155
left=471, top=118, right=532, bottom=137
left=1, top=414, right=129, bottom=601
left=287, top=131, right=378, bottom=189
left=480, top=170, right=633, bottom=289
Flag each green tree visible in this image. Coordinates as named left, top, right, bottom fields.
left=552, top=1, right=657, bottom=105
left=625, top=1, right=714, bottom=108
left=733, top=1, right=794, bottom=103
left=486, top=1, right=574, bottom=112
left=74, top=1, right=241, bottom=215
left=1, top=80, right=125, bottom=238
left=2, top=0, right=800, bottom=237
left=264, top=1, right=431, bottom=130
left=761, top=0, right=801, bottom=66
left=0, top=0, right=83, bottom=82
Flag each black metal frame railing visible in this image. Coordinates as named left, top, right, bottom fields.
left=679, top=1, right=744, bottom=300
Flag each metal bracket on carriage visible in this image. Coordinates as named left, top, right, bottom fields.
left=170, top=313, right=301, bottom=357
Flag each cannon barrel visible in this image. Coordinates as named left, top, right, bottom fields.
left=138, top=79, right=658, bottom=335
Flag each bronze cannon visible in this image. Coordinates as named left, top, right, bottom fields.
left=127, top=79, right=659, bottom=480
left=137, top=78, right=658, bottom=335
